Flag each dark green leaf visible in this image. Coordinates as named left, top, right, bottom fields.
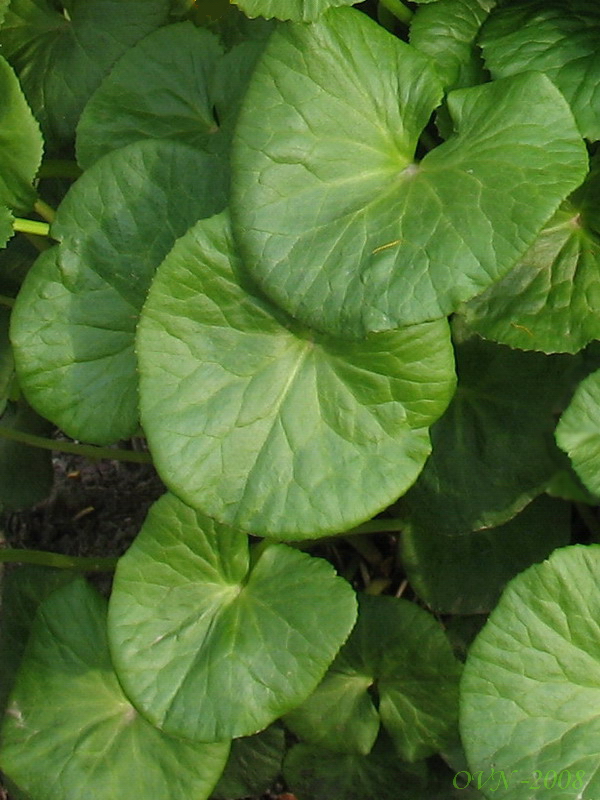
left=230, top=0, right=359, bottom=22
left=461, top=544, right=600, bottom=799
left=11, top=139, right=227, bottom=444
left=108, top=493, right=357, bottom=742
left=231, top=8, right=586, bottom=336
left=556, top=367, right=600, bottom=496
left=137, top=211, right=455, bottom=538
left=401, top=496, right=571, bottom=614
left=0, top=578, right=230, bottom=800
left=211, top=725, right=285, bottom=800
left=0, top=0, right=170, bottom=146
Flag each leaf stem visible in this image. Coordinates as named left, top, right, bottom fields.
left=34, top=198, right=56, bottom=224
left=377, top=0, right=413, bottom=24
left=0, top=295, right=14, bottom=308
left=0, top=425, right=153, bottom=464
left=13, top=218, right=51, bottom=237
left=0, top=548, right=118, bottom=571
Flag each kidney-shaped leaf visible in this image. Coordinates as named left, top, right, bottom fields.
left=285, top=594, right=462, bottom=761
left=461, top=544, right=600, bottom=799
left=0, top=578, right=229, bottom=800
left=108, top=492, right=357, bottom=742
left=137, top=211, right=456, bottom=538
left=0, top=0, right=169, bottom=146
left=11, top=139, right=227, bottom=444
left=556, top=368, right=600, bottom=496
left=480, top=0, right=600, bottom=141
left=231, top=0, right=359, bottom=21
left=231, top=7, right=587, bottom=336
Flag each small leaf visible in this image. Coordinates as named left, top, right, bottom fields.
left=556, top=368, right=600, bottom=496
left=137, top=211, right=455, bottom=538
left=108, top=493, right=357, bottom=742
left=230, top=0, right=359, bottom=22
left=480, top=0, right=600, bottom=140
left=285, top=594, right=462, bottom=761
left=11, top=140, right=226, bottom=444
left=211, top=724, right=285, bottom=800
left=0, top=579, right=230, bottom=800
left=231, top=8, right=587, bottom=336
left=461, top=544, right=600, bottom=799
left=400, top=496, right=571, bottom=614
left=0, top=0, right=170, bottom=146
left=0, top=56, right=43, bottom=212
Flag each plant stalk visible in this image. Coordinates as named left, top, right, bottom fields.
left=378, top=0, right=413, bottom=24
left=0, top=548, right=118, bottom=571
left=12, top=218, right=51, bottom=237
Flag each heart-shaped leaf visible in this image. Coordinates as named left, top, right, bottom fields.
left=137, top=211, right=455, bottom=538
left=231, top=7, right=587, bottom=336
left=108, top=492, right=357, bottom=742
left=461, top=544, right=600, bottom=800
left=0, top=578, right=230, bottom=800
left=480, top=0, right=600, bottom=140
left=230, top=0, right=359, bottom=22
left=0, top=0, right=170, bottom=146
left=556, top=367, right=600, bottom=496
left=10, top=139, right=227, bottom=444
left=285, top=594, right=462, bottom=760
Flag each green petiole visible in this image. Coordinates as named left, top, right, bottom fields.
left=0, top=548, right=118, bottom=571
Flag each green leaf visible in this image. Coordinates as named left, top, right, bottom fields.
left=76, top=23, right=265, bottom=169
left=211, top=724, right=285, bottom=800
left=0, top=206, right=14, bottom=249
left=108, top=492, right=357, bottom=742
left=230, top=0, right=359, bottom=22
left=0, top=305, right=15, bottom=416
left=460, top=544, right=600, bottom=800
left=402, top=333, right=578, bottom=535
left=556, top=368, right=600, bottom=496
left=0, top=0, right=170, bottom=146
left=480, top=0, right=600, bottom=140
left=410, top=0, right=493, bottom=90
left=137, top=211, right=455, bottom=538
left=400, top=496, right=571, bottom=615
left=0, top=56, right=43, bottom=212
left=283, top=735, right=439, bottom=800
left=461, top=156, right=600, bottom=354
left=11, top=140, right=226, bottom=444
left=0, top=400, right=54, bottom=510
left=0, top=578, right=230, bottom=800
left=285, top=594, right=462, bottom=761
left=231, top=8, right=587, bottom=336
left=0, top=566, right=76, bottom=716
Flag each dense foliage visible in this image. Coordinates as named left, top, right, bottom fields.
left=1, top=0, right=600, bottom=798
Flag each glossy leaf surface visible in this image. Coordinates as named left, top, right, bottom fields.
left=230, top=0, right=359, bottom=22
left=556, top=368, right=600, bottom=496
left=137, top=211, right=455, bottom=537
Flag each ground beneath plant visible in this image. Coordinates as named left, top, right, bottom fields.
left=0, top=441, right=295, bottom=800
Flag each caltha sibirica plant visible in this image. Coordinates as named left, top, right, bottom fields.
left=0, top=0, right=600, bottom=798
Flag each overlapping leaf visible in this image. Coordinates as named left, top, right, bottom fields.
left=480, top=0, right=600, bottom=140
left=231, top=7, right=587, bottom=336
left=137, top=211, right=455, bottom=538
left=0, top=401, right=54, bottom=509
left=556, top=368, right=600, bottom=496
left=285, top=594, right=462, bottom=760
left=0, top=579, right=230, bottom=800
left=462, top=154, right=600, bottom=354
left=76, top=23, right=266, bottom=169
left=0, top=0, right=170, bottom=146
left=400, top=496, right=570, bottom=614
left=10, top=139, right=227, bottom=444
left=211, top=725, right=285, bottom=800
left=402, top=332, right=579, bottom=534
left=461, top=545, right=600, bottom=799
left=231, top=0, right=359, bottom=22
left=108, top=493, right=357, bottom=741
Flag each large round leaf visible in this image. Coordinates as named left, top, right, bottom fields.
left=11, top=139, right=227, bottom=444
left=0, top=0, right=170, bottom=146
left=285, top=594, right=462, bottom=761
left=0, top=578, right=229, bottom=800
left=480, top=0, right=600, bottom=140
left=462, top=154, right=600, bottom=354
left=461, top=544, right=600, bottom=799
left=0, top=55, right=43, bottom=212
left=556, top=368, right=600, bottom=496
left=231, top=7, right=587, bottom=336
left=137, top=211, right=456, bottom=538
left=76, top=23, right=266, bottom=169
left=231, top=0, right=359, bottom=22
left=108, top=492, right=357, bottom=741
